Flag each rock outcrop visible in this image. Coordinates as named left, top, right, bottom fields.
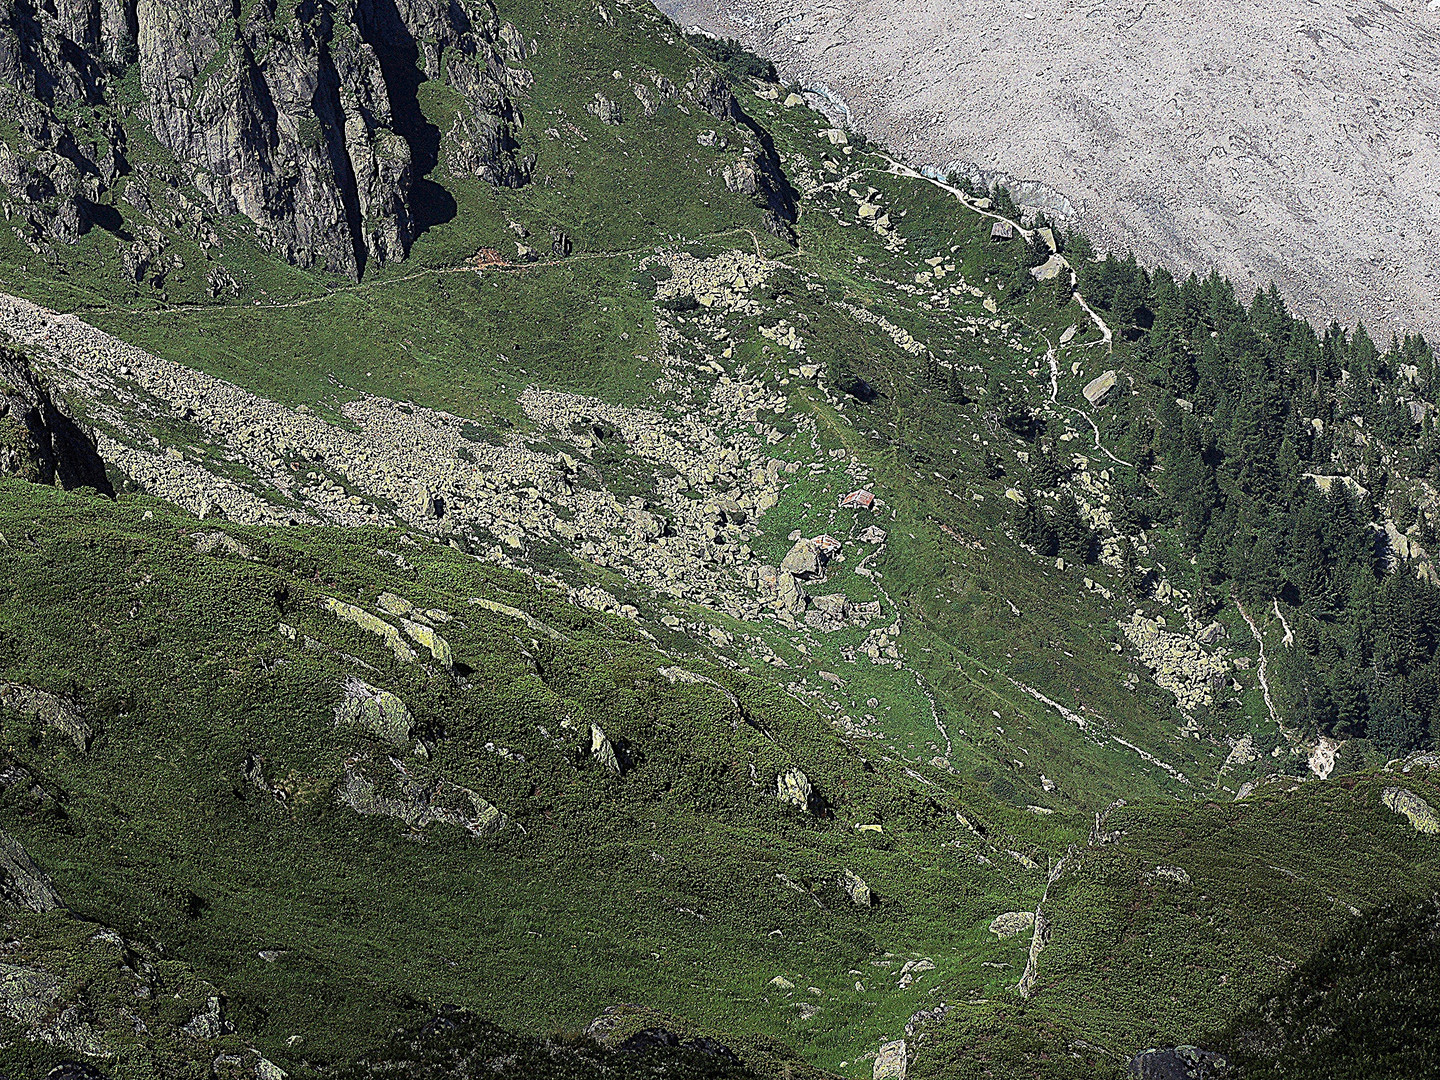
left=0, top=681, right=96, bottom=750
left=776, top=767, right=814, bottom=812
left=687, top=67, right=796, bottom=239
left=988, top=910, right=1035, bottom=938
left=336, top=678, right=416, bottom=749
left=873, top=1038, right=907, bottom=1080
left=0, top=0, right=532, bottom=277
left=1128, top=1046, right=1230, bottom=1079
left=340, top=757, right=505, bottom=835
left=1382, top=787, right=1440, bottom=835
left=841, top=867, right=871, bottom=906
left=0, top=831, right=63, bottom=913
left=0, top=349, right=110, bottom=493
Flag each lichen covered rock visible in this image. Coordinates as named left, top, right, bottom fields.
left=841, top=868, right=871, bottom=907
left=336, top=678, right=415, bottom=748
left=776, top=767, right=813, bottom=812
left=0, top=831, right=63, bottom=913
left=1382, top=787, right=1440, bottom=834
left=988, top=910, right=1035, bottom=938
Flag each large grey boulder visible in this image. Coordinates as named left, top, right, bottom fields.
left=841, top=868, right=871, bottom=907
left=0, top=831, right=63, bottom=913
left=335, top=678, right=415, bottom=748
left=779, top=539, right=822, bottom=577
left=1083, top=370, right=1118, bottom=407
left=776, top=767, right=814, bottom=812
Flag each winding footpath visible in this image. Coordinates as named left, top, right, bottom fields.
left=66, top=228, right=771, bottom=319
left=878, top=154, right=1114, bottom=348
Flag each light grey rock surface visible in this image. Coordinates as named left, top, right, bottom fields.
left=0, top=0, right=531, bottom=277
left=660, top=0, right=1440, bottom=340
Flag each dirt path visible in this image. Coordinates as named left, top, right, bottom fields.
left=68, top=228, right=771, bottom=319
left=878, top=153, right=1114, bottom=349
left=879, top=155, right=1036, bottom=239
left=1070, top=281, right=1114, bottom=352
left=1272, top=599, right=1294, bottom=647
left=1028, top=320, right=1132, bottom=467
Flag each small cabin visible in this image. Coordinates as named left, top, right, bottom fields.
left=839, top=489, right=875, bottom=510
left=811, top=534, right=843, bottom=555
left=990, top=220, right=1014, bottom=242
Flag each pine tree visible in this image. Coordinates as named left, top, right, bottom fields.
left=1054, top=493, right=1097, bottom=564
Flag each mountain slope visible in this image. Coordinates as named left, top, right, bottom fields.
left=657, top=0, right=1440, bottom=343
left=0, top=0, right=1438, bottom=1076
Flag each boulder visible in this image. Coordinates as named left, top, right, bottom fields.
left=759, top=569, right=808, bottom=615
left=1083, top=370, right=1118, bottom=406
left=591, top=724, right=621, bottom=774
left=0, top=831, right=64, bottom=912
left=181, top=995, right=229, bottom=1038
left=777, top=768, right=813, bottom=812
left=841, top=868, right=871, bottom=906
left=1152, top=865, right=1192, bottom=886
left=780, top=538, right=822, bottom=577
left=806, top=592, right=852, bottom=630
left=335, top=679, right=415, bottom=748
left=988, top=911, right=1035, bottom=937
left=1029, top=253, right=1066, bottom=281
left=874, top=1039, right=907, bottom=1080
left=1382, top=787, right=1440, bottom=834
left=1196, top=622, right=1227, bottom=646
left=585, top=94, right=622, bottom=124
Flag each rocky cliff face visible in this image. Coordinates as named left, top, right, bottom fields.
left=0, top=346, right=111, bottom=492
left=0, top=0, right=533, bottom=277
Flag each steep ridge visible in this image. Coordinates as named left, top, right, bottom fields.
left=0, top=0, right=532, bottom=277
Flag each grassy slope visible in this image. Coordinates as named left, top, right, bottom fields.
left=0, top=484, right=1045, bottom=1076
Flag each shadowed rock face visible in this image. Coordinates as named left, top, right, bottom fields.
left=658, top=0, right=1440, bottom=341
left=0, top=347, right=111, bottom=494
left=0, top=0, right=530, bottom=277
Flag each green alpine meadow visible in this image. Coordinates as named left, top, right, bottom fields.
left=0, top=0, right=1436, bottom=1076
